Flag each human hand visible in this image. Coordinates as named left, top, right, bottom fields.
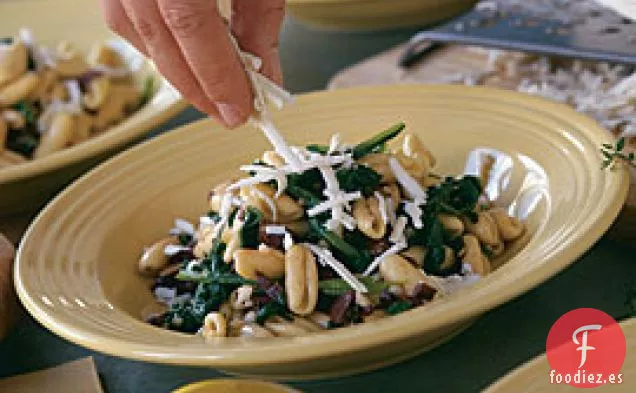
left=99, top=0, right=285, bottom=127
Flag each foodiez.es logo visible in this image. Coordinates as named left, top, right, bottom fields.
left=546, top=308, right=626, bottom=388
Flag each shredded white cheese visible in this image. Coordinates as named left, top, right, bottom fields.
left=305, top=244, right=368, bottom=293
left=238, top=164, right=288, bottom=197
left=164, top=244, right=191, bottom=256
left=283, top=232, right=294, bottom=251
left=250, top=185, right=277, bottom=222
left=374, top=191, right=388, bottom=226
left=265, top=225, right=286, bottom=235
left=386, top=197, right=397, bottom=227
left=362, top=242, right=407, bottom=276
left=307, top=191, right=361, bottom=217
left=389, top=216, right=408, bottom=244
left=403, top=198, right=426, bottom=229
left=328, top=133, right=342, bottom=155
left=199, top=215, right=216, bottom=227
left=388, top=158, right=427, bottom=200
left=169, top=218, right=195, bottom=236
left=212, top=192, right=234, bottom=239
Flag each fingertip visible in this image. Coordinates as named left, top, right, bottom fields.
left=216, top=102, right=251, bottom=128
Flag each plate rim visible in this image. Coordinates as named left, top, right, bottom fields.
left=14, top=84, right=629, bottom=366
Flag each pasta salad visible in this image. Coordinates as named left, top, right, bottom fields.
left=139, top=123, right=525, bottom=338
left=0, top=28, right=152, bottom=167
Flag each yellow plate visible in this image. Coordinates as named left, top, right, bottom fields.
left=14, top=85, right=628, bottom=379
left=485, top=318, right=636, bottom=393
left=0, top=0, right=186, bottom=215
left=286, top=0, right=479, bottom=30
left=172, top=379, right=299, bottom=393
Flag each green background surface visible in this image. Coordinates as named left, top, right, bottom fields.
left=1, top=17, right=635, bottom=393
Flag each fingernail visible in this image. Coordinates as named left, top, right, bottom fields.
left=216, top=102, right=244, bottom=128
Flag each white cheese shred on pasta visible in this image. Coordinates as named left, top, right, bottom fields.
left=305, top=244, right=368, bottom=293
left=374, top=191, right=388, bottom=226
left=250, top=185, right=277, bottom=222
left=212, top=192, right=234, bottom=239
left=307, top=191, right=362, bottom=217
left=404, top=198, right=426, bottom=229
left=388, top=158, right=427, bottom=200
left=265, top=225, right=287, bottom=235
left=283, top=232, right=294, bottom=251
left=199, top=215, right=215, bottom=227
left=328, top=133, right=342, bottom=155
left=170, top=218, right=195, bottom=236
left=389, top=216, right=408, bottom=244
left=386, top=198, right=397, bottom=227
left=362, top=242, right=407, bottom=277
left=238, top=164, right=288, bottom=196
left=312, top=166, right=361, bottom=232
left=228, top=174, right=276, bottom=192
left=164, top=244, right=191, bottom=256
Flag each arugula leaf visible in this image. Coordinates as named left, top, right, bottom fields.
left=423, top=246, right=453, bottom=275
left=308, top=219, right=370, bottom=272
left=176, top=271, right=254, bottom=285
left=239, top=206, right=262, bottom=249
left=178, top=233, right=193, bottom=246
left=306, top=144, right=329, bottom=154
left=201, top=241, right=229, bottom=273
left=256, top=301, right=293, bottom=325
left=319, top=276, right=390, bottom=296
left=286, top=184, right=322, bottom=208
left=617, top=137, right=626, bottom=152
left=136, top=76, right=155, bottom=110
left=6, top=131, right=39, bottom=157
left=166, top=242, right=247, bottom=333
left=336, top=165, right=382, bottom=196
left=352, top=122, right=405, bottom=159
left=386, top=300, right=412, bottom=315
left=601, top=138, right=635, bottom=170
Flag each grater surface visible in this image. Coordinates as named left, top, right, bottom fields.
left=415, top=0, right=636, bottom=64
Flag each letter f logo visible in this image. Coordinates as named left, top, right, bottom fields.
left=572, top=324, right=602, bottom=368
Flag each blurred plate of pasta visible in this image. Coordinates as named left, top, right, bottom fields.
left=0, top=0, right=186, bottom=215
left=14, top=85, right=627, bottom=379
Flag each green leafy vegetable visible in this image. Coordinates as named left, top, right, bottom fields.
left=336, top=165, right=382, bottom=196
left=423, top=246, right=453, bottom=275
left=176, top=271, right=254, bottom=285
left=239, top=206, right=262, bottom=249
left=408, top=176, right=481, bottom=275
left=352, top=122, right=405, bottom=159
left=386, top=300, right=412, bottom=315
left=319, top=276, right=390, bottom=296
left=308, top=219, right=370, bottom=272
left=306, top=144, right=329, bottom=154
left=601, top=138, right=635, bottom=170
left=6, top=131, right=39, bottom=157
left=286, top=169, right=324, bottom=208
left=177, top=233, right=192, bottom=246
left=165, top=242, right=247, bottom=333
left=136, top=76, right=155, bottom=110
left=256, top=301, right=293, bottom=325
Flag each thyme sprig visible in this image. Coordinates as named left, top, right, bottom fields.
left=601, top=138, right=635, bottom=170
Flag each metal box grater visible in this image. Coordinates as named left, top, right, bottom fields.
left=413, top=0, right=636, bottom=64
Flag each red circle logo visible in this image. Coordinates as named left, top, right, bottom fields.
left=546, top=308, right=626, bottom=388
